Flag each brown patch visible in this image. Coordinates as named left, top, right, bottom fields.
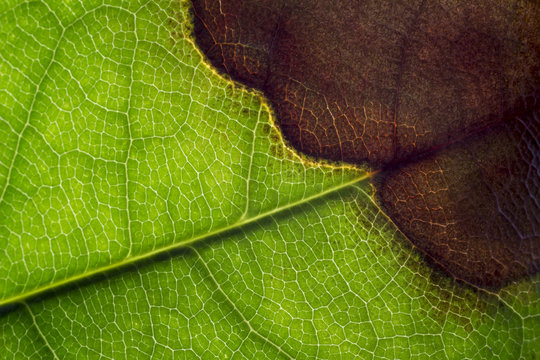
left=377, top=110, right=540, bottom=288
left=190, top=0, right=540, bottom=288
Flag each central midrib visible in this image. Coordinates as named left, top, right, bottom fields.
left=0, top=171, right=375, bottom=307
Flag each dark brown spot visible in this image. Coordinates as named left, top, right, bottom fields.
left=190, top=0, right=540, bottom=288
left=377, top=109, right=540, bottom=288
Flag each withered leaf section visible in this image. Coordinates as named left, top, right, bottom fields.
left=191, top=0, right=540, bottom=288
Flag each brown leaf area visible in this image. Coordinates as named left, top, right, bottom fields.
left=191, top=0, right=540, bottom=288
left=378, top=111, right=539, bottom=288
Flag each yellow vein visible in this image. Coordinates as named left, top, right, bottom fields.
left=23, top=303, right=60, bottom=360
left=1, top=171, right=376, bottom=307
left=195, top=248, right=295, bottom=359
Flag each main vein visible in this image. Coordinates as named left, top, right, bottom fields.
left=1, top=172, right=375, bottom=307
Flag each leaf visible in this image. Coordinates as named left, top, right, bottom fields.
left=0, top=0, right=538, bottom=359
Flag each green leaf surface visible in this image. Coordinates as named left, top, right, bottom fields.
left=0, top=0, right=538, bottom=359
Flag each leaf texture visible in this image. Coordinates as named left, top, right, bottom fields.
left=0, top=0, right=539, bottom=359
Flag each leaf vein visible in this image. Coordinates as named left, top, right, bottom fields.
left=23, top=302, right=60, bottom=360
left=194, top=248, right=294, bottom=359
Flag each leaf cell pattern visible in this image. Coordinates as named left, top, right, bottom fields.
left=0, top=0, right=539, bottom=359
